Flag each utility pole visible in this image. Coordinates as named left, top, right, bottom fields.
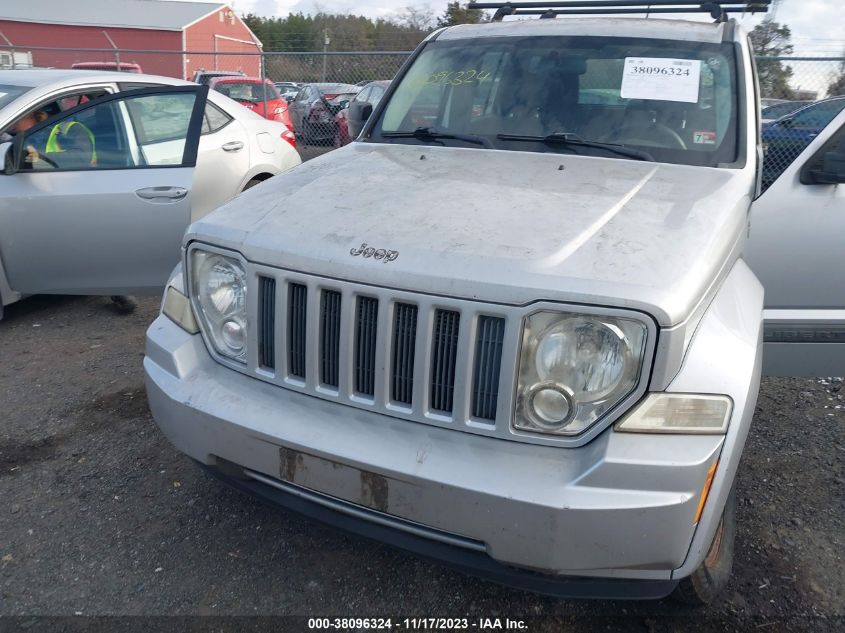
left=770, top=0, right=782, bottom=20
left=102, top=31, right=121, bottom=70
left=321, top=29, right=330, bottom=83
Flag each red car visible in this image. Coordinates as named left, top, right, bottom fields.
left=209, top=76, right=296, bottom=149
left=334, top=80, right=390, bottom=147
left=70, top=61, right=143, bottom=73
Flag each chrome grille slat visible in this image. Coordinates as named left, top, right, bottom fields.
left=355, top=296, right=379, bottom=396
left=320, top=290, right=342, bottom=387
left=391, top=303, right=418, bottom=405
left=430, top=309, right=460, bottom=414
left=258, top=276, right=276, bottom=370
left=287, top=283, right=307, bottom=379
left=472, top=316, right=505, bottom=421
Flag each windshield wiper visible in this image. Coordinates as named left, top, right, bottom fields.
left=382, top=127, right=493, bottom=149
left=496, top=132, right=653, bottom=162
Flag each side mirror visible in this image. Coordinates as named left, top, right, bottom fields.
left=808, top=150, right=845, bottom=184
left=347, top=101, right=373, bottom=140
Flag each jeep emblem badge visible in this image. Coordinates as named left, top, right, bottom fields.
left=349, top=242, right=399, bottom=263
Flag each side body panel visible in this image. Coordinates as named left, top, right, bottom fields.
left=747, top=108, right=845, bottom=376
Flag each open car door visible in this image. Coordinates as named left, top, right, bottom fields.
left=746, top=108, right=845, bottom=376
left=0, top=85, right=208, bottom=297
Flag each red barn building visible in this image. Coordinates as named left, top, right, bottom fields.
left=0, top=0, right=263, bottom=79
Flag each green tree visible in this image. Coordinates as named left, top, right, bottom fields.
left=749, top=18, right=796, bottom=99
left=436, top=2, right=487, bottom=28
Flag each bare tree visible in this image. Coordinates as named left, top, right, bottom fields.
left=749, top=18, right=796, bottom=100
left=395, top=5, right=435, bottom=32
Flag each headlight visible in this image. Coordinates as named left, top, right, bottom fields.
left=190, top=249, right=248, bottom=362
left=514, top=311, right=647, bottom=436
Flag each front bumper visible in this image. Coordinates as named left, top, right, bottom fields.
left=145, top=260, right=762, bottom=596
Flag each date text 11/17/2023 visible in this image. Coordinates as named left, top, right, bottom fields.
left=307, top=617, right=529, bottom=630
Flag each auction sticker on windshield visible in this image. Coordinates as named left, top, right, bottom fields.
left=621, top=57, right=701, bottom=103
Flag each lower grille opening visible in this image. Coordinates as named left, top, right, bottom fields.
left=288, top=283, right=307, bottom=379
left=258, top=276, right=276, bottom=370
left=471, top=316, right=505, bottom=421
left=320, top=290, right=342, bottom=388
left=391, top=303, right=418, bottom=405
left=355, top=296, right=379, bottom=396
left=430, top=309, right=460, bottom=413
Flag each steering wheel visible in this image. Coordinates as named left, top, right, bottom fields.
left=601, top=122, right=687, bottom=150
left=34, top=151, right=59, bottom=169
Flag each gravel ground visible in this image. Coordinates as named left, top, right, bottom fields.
left=0, top=294, right=843, bottom=632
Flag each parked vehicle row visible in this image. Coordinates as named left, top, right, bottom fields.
left=762, top=95, right=845, bottom=187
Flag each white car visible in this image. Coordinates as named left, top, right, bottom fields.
left=0, top=69, right=301, bottom=317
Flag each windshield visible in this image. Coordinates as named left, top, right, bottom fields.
left=0, top=84, right=33, bottom=110
left=373, top=36, right=740, bottom=167
left=214, top=81, right=280, bottom=102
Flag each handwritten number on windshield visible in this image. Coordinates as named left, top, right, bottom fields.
left=424, top=69, right=491, bottom=86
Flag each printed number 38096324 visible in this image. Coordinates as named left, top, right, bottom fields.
left=425, top=69, right=492, bottom=86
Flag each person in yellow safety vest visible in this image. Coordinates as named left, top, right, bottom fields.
left=44, top=120, right=98, bottom=168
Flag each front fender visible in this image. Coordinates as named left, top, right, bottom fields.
left=668, top=258, right=764, bottom=579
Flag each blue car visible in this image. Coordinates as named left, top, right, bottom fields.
left=762, top=96, right=845, bottom=187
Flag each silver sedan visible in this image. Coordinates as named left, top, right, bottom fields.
left=0, top=70, right=301, bottom=317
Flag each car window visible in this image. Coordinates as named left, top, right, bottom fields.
left=375, top=35, right=741, bottom=168
left=762, top=101, right=805, bottom=120
left=0, top=84, right=34, bottom=109
left=201, top=102, right=233, bottom=135
left=21, top=91, right=200, bottom=171
left=790, top=100, right=845, bottom=128
left=213, top=81, right=280, bottom=103
left=0, top=89, right=110, bottom=137
left=370, top=86, right=386, bottom=107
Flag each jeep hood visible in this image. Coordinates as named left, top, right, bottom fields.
left=188, top=143, right=753, bottom=326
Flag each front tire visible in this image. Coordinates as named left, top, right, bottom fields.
left=672, top=485, right=737, bottom=605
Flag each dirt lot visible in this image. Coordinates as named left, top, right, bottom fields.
left=0, top=294, right=843, bottom=632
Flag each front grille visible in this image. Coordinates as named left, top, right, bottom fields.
left=319, top=290, right=342, bottom=387
left=248, top=268, right=521, bottom=439
left=430, top=310, right=460, bottom=413
left=287, top=283, right=307, bottom=379
left=471, top=316, right=505, bottom=420
left=354, top=297, right=379, bottom=396
left=258, top=276, right=276, bottom=370
left=391, top=303, right=418, bottom=405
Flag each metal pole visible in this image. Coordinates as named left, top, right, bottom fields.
left=102, top=31, right=121, bottom=70
left=321, top=29, right=330, bottom=82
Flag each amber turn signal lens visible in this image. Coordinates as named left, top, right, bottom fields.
left=694, top=461, right=719, bottom=524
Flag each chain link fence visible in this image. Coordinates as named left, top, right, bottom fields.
left=3, top=45, right=844, bottom=174
left=759, top=57, right=845, bottom=191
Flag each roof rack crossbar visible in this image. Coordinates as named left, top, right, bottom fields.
left=469, top=1, right=771, bottom=23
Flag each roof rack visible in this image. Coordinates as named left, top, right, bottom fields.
left=468, top=1, right=771, bottom=23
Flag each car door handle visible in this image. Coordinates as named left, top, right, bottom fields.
left=222, top=141, right=244, bottom=152
left=135, top=186, right=188, bottom=201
